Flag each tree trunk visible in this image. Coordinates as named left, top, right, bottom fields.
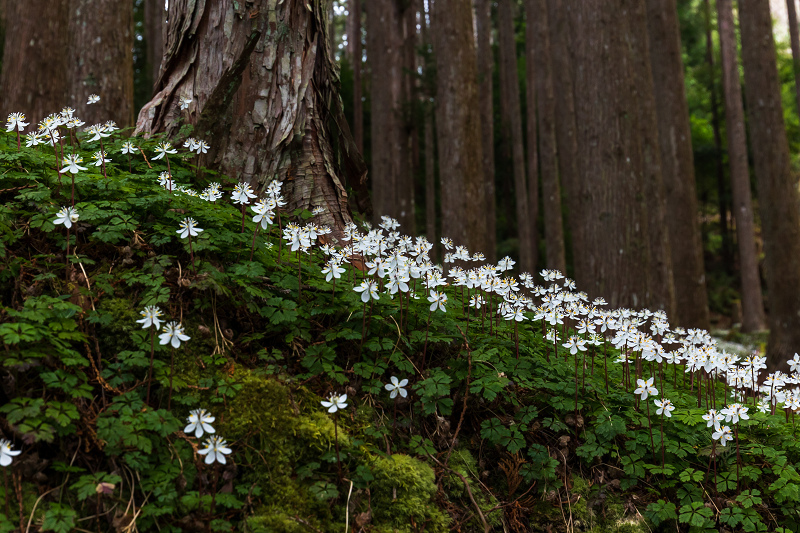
left=431, top=0, right=488, bottom=253
left=425, top=115, right=437, bottom=260
left=366, top=0, right=413, bottom=230
left=738, top=0, right=800, bottom=368
left=348, top=0, right=364, bottom=153
left=144, top=0, right=165, bottom=92
left=1, top=0, right=69, bottom=126
left=135, top=0, right=369, bottom=238
left=498, top=0, right=535, bottom=273
left=645, top=0, right=710, bottom=329
left=546, top=0, right=583, bottom=279
left=475, top=0, right=497, bottom=262
left=717, top=0, right=766, bottom=332
left=528, top=0, right=566, bottom=273
left=786, top=0, right=800, bottom=118
left=568, top=0, right=675, bottom=313
left=67, top=0, right=134, bottom=128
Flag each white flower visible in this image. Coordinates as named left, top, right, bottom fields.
left=60, top=154, right=88, bottom=174
left=179, top=95, right=193, bottom=110
left=87, top=94, right=100, bottom=104
left=321, top=393, right=348, bottom=413
left=702, top=409, right=724, bottom=430
left=562, top=336, right=587, bottom=355
left=654, top=398, right=675, bottom=417
left=633, top=377, right=658, bottom=401
left=385, top=376, right=409, bottom=399
left=159, top=322, right=190, bottom=349
left=322, top=259, right=345, bottom=282
left=84, top=124, right=110, bottom=142
left=184, top=408, right=216, bottom=438
left=136, top=306, right=164, bottom=330
left=353, top=280, right=379, bottom=303
left=53, top=206, right=79, bottom=229
left=6, top=112, right=28, bottom=132
left=231, top=182, right=257, bottom=205
left=312, top=206, right=325, bottom=216
left=177, top=217, right=203, bottom=238
left=721, top=403, right=749, bottom=425
left=427, top=290, right=447, bottom=312
left=152, top=142, right=177, bottom=160
left=25, top=132, right=43, bottom=147
left=197, top=435, right=232, bottom=465
left=712, top=425, right=733, bottom=447
left=92, top=150, right=111, bottom=166
left=121, top=141, right=137, bottom=155
left=0, top=439, right=21, bottom=467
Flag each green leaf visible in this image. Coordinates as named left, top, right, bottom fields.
left=678, top=501, right=713, bottom=527
left=644, top=500, right=677, bottom=526
left=41, top=504, right=77, bottom=533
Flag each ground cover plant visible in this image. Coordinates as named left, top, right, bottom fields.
left=1, top=107, right=800, bottom=532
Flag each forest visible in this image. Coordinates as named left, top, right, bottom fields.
left=2, top=0, right=800, bottom=532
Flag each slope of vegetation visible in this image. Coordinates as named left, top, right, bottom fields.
left=1, top=122, right=800, bottom=533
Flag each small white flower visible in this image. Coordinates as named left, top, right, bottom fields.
left=321, top=393, right=348, bottom=413
left=231, top=182, right=257, bottom=205
left=121, top=141, right=137, bottom=155
left=92, top=150, right=111, bottom=166
left=184, top=408, right=216, bottom=438
left=87, top=94, right=100, bottom=104
left=177, top=217, right=203, bottom=239
left=136, top=306, right=164, bottom=330
left=6, top=112, right=28, bottom=132
left=712, top=425, right=733, bottom=447
left=312, top=206, right=325, bottom=216
left=385, top=376, right=409, bottom=399
left=633, top=377, right=658, bottom=401
left=60, top=154, right=88, bottom=174
left=353, top=280, right=379, bottom=303
left=654, top=398, right=675, bottom=417
left=159, top=322, right=190, bottom=349
left=179, top=95, right=193, bottom=110
left=84, top=124, right=110, bottom=142
left=53, top=206, right=79, bottom=229
left=152, top=142, right=177, bottom=160
left=197, top=435, right=232, bottom=465
left=0, top=439, right=21, bottom=467
left=427, top=290, right=447, bottom=312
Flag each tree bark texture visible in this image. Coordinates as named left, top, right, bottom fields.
left=568, top=0, right=675, bottom=313
left=738, top=0, right=800, bottom=368
left=528, top=0, right=566, bottom=273
left=367, top=0, right=414, bottom=231
left=498, top=0, right=535, bottom=273
left=645, top=0, right=710, bottom=329
left=786, top=0, right=800, bottom=118
left=545, top=0, right=583, bottom=278
left=1, top=0, right=69, bottom=126
left=475, top=0, right=497, bottom=262
left=347, top=0, right=363, bottom=153
left=717, top=0, right=766, bottom=332
left=68, top=0, right=134, bottom=128
left=431, top=0, right=488, bottom=254
left=135, top=0, right=370, bottom=238
left=144, top=0, right=165, bottom=94
left=425, top=115, right=437, bottom=260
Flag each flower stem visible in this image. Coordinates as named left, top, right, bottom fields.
left=422, top=309, right=432, bottom=371
left=146, top=328, right=155, bottom=405
left=168, top=347, right=175, bottom=410
left=334, top=415, right=343, bottom=481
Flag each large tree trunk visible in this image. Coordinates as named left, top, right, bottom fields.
left=568, top=0, right=675, bottom=312
left=431, top=0, right=488, bottom=253
left=475, top=0, right=497, bottom=262
left=144, top=0, right=165, bottom=93
left=738, top=0, right=800, bottom=368
left=67, top=0, right=134, bottom=128
left=1, top=0, right=69, bottom=126
left=786, top=0, right=800, bottom=118
left=645, top=0, right=710, bottom=329
left=717, top=0, right=766, bottom=332
left=498, top=0, right=535, bottom=272
left=347, top=0, right=363, bottom=153
left=528, top=0, right=566, bottom=273
left=545, top=0, right=583, bottom=279
left=366, top=0, right=413, bottom=231
left=135, top=0, right=369, bottom=238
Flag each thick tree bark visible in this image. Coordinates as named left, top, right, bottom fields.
left=367, top=0, right=413, bottom=231
left=545, top=0, right=582, bottom=279
left=786, top=0, right=800, bottom=118
left=498, top=0, right=535, bottom=273
left=425, top=115, right=437, bottom=259
left=347, top=0, right=363, bottom=153
left=717, top=0, right=766, bottom=332
left=431, top=0, right=488, bottom=253
left=475, top=0, right=497, bottom=262
left=67, top=0, right=134, bottom=128
left=568, top=0, right=675, bottom=313
left=645, top=0, right=710, bottom=329
left=528, top=0, right=566, bottom=273
left=1, top=0, right=69, bottom=126
left=135, top=0, right=369, bottom=238
left=523, top=1, right=539, bottom=273
left=144, top=0, right=165, bottom=94
left=738, top=0, right=800, bottom=368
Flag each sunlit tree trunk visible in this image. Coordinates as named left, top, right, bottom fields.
left=135, top=0, right=369, bottom=238
left=645, top=0, right=710, bottom=329
left=738, top=0, right=800, bottom=368
left=717, top=0, right=766, bottom=332
left=431, top=0, right=488, bottom=253
left=476, top=0, right=497, bottom=262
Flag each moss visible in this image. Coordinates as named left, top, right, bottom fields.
left=445, top=448, right=502, bottom=529
left=369, top=454, right=450, bottom=533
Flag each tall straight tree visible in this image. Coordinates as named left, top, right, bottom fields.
left=1, top=0, right=69, bottom=126
left=498, top=0, right=535, bottom=272
left=144, top=0, right=165, bottom=91
left=645, top=0, right=710, bottom=329
left=136, top=0, right=368, bottom=237
left=475, top=0, right=497, bottom=262
left=568, top=0, right=675, bottom=313
left=347, top=0, right=364, bottom=153
left=527, top=0, right=566, bottom=273
left=786, top=0, right=800, bottom=117
left=717, top=0, right=766, bottom=332
left=367, top=0, right=414, bottom=231
left=67, top=0, right=134, bottom=127
left=431, top=0, right=488, bottom=253
left=738, top=0, right=800, bottom=368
